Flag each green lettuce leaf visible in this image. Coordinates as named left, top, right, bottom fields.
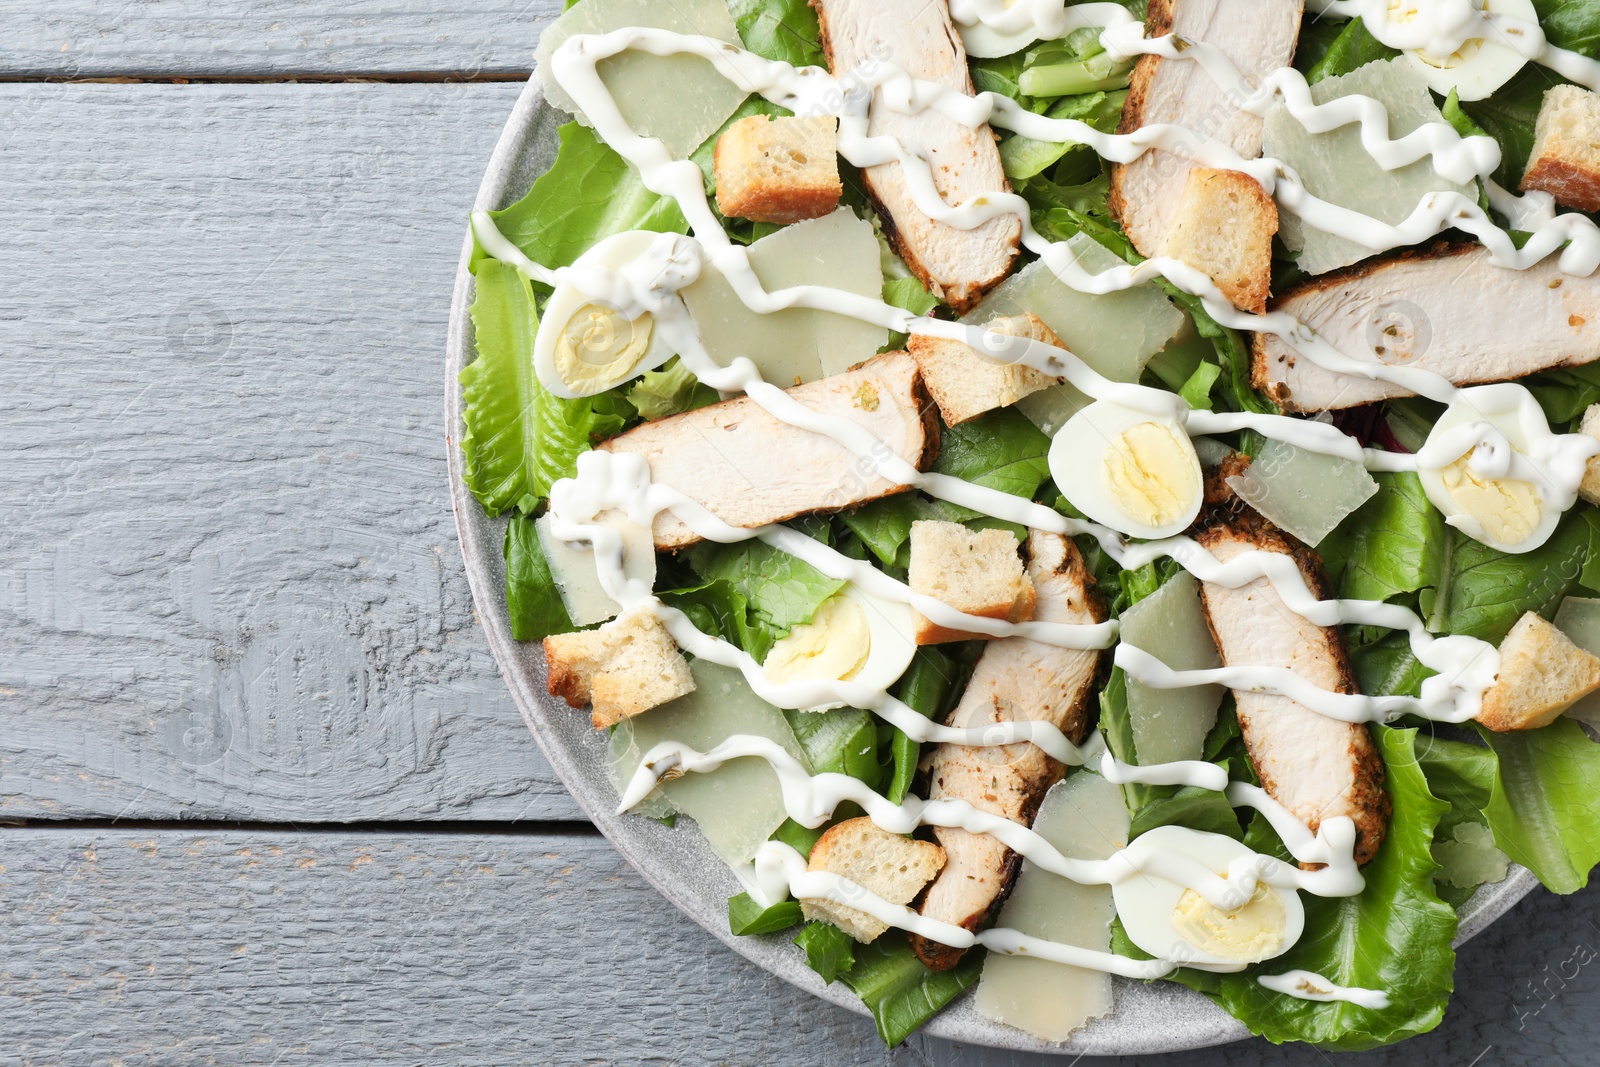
left=1302, top=18, right=1400, bottom=84
left=887, top=647, right=969, bottom=804
left=503, top=514, right=574, bottom=642
left=795, top=921, right=857, bottom=984
left=460, top=258, right=628, bottom=516
left=882, top=275, right=939, bottom=318
left=840, top=932, right=985, bottom=1047
left=625, top=356, right=719, bottom=420
left=1319, top=471, right=1443, bottom=603
left=685, top=537, right=846, bottom=636
left=1425, top=513, right=1597, bottom=643
left=728, top=0, right=826, bottom=67
left=998, top=90, right=1127, bottom=182
left=786, top=707, right=884, bottom=791
left=1477, top=718, right=1600, bottom=894
left=728, top=892, right=804, bottom=935
left=932, top=408, right=1053, bottom=499
left=1536, top=0, right=1600, bottom=55
left=471, top=122, right=688, bottom=277
left=659, top=578, right=767, bottom=657
left=1186, top=727, right=1456, bottom=1050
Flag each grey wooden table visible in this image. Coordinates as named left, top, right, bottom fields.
left=3, top=5, right=1598, bottom=1064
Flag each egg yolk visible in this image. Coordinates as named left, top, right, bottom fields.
left=554, top=304, right=653, bottom=394
left=764, top=595, right=871, bottom=684
left=1172, top=880, right=1287, bottom=963
left=1440, top=453, right=1543, bottom=546
left=1101, top=421, right=1196, bottom=529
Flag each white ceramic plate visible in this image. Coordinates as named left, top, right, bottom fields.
left=445, top=75, right=1539, bottom=1056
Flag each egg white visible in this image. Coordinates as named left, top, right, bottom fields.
left=765, top=585, right=918, bottom=711
left=1049, top=400, right=1204, bottom=540
left=533, top=230, right=676, bottom=399
left=1397, top=0, right=1534, bottom=102
left=1417, top=384, right=1564, bottom=554
left=1112, top=825, right=1305, bottom=969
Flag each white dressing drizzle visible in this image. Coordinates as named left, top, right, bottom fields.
left=497, top=3, right=1600, bottom=990
left=1259, top=969, right=1394, bottom=1009
left=621, top=735, right=1362, bottom=975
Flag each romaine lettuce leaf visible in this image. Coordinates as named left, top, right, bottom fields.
left=795, top=920, right=857, bottom=983
left=1183, top=727, right=1456, bottom=1050
left=1301, top=18, right=1399, bottom=84
left=727, top=892, right=803, bottom=935
left=471, top=122, right=688, bottom=278
left=887, top=646, right=969, bottom=804
left=998, top=90, right=1127, bottom=182
left=685, top=537, right=846, bottom=636
left=503, top=514, right=575, bottom=641
left=727, top=0, right=826, bottom=68
left=1477, top=718, right=1600, bottom=894
left=786, top=707, right=884, bottom=790
left=932, top=408, right=1053, bottom=499
left=625, top=356, right=719, bottom=420
left=460, top=258, right=628, bottom=516
left=1319, top=471, right=1443, bottom=603
left=840, top=932, right=985, bottom=1047
left=1425, top=513, right=1599, bottom=643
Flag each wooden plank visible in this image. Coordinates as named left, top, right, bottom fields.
left=0, top=825, right=1593, bottom=1065
left=0, top=827, right=920, bottom=1065
left=0, top=82, right=585, bottom=821
left=0, top=2, right=559, bottom=78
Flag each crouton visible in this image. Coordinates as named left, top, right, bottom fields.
left=1581, top=404, right=1600, bottom=507
left=1521, top=85, right=1600, bottom=213
left=801, top=817, right=946, bottom=943
left=544, top=607, right=696, bottom=729
left=713, top=115, right=843, bottom=224
left=908, top=314, right=1064, bottom=426
left=1160, top=168, right=1277, bottom=315
left=1477, top=612, right=1600, bottom=732
left=908, top=520, right=1036, bottom=645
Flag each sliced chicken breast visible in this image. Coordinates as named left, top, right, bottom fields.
left=599, top=351, right=937, bottom=549
left=910, top=531, right=1105, bottom=970
left=1109, top=0, right=1302, bottom=259
left=1253, top=243, right=1600, bottom=412
left=812, top=0, right=1020, bottom=313
left=1192, top=465, right=1389, bottom=866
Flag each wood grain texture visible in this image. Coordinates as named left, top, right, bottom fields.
left=0, top=1, right=559, bottom=78
left=0, top=825, right=1595, bottom=1066
left=0, top=82, right=584, bottom=822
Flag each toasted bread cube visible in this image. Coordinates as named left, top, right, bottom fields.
left=908, top=313, right=1064, bottom=426
left=714, top=115, right=842, bottom=224
left=544, top=607, right=695, bottom=729
left=1477, top=612, right=1600, bottom=732
left=1521, top=85, right=1600, bottom=213
left=908, top=520, right=1036, bottom=645
left=801, top=817, right=946, bottom=943
left=1580, top=404, right=1600, bottom=507
left=1160, top=168, right=1277, bottom=315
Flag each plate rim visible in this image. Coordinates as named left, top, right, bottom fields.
left=444, top=73, right=1540, bottom=1056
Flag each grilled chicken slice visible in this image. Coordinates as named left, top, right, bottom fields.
left=1254, top=243, right=1600, bottom=412
left=1109, top=0, right=1303, bottom=260
left=909, top=531, right=1105, bottom=970
left=1192, top=463, right=1389, bottom=866
left=599, top=351, right=938, bottom=549
left=812, top=0, right=1020, bottom=313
